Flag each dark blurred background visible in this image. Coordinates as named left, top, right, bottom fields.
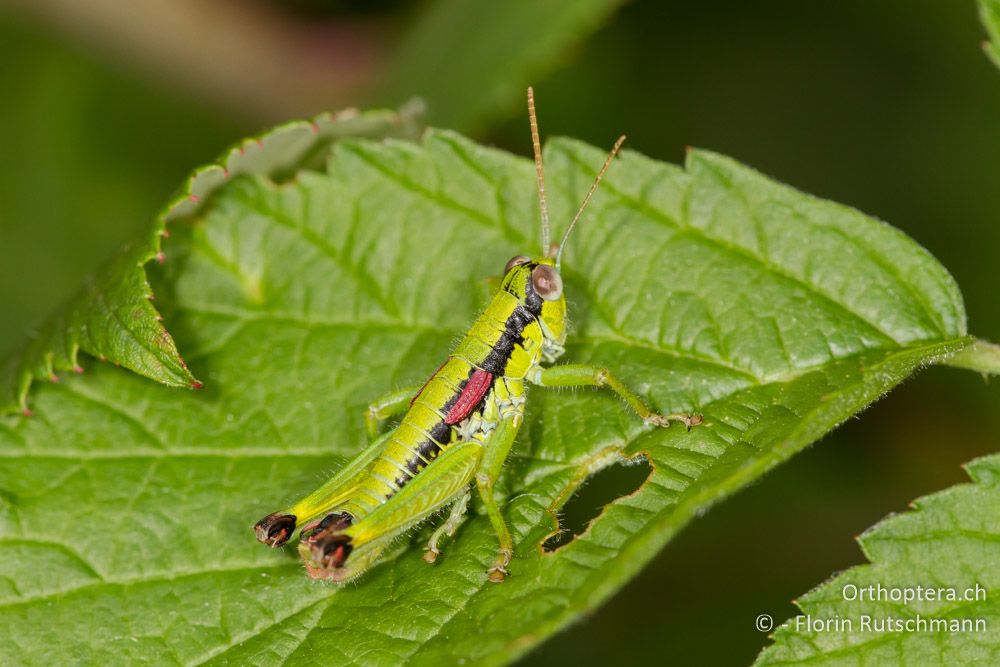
left=1, top=1, right=998, bottom=664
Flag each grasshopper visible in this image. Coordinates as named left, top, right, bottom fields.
left=253, top=88, right=702, bottom=583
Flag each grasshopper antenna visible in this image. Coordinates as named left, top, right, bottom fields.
left=555, top=134, right=626, bottom=269
left=527, top=87, right=552, bottom=255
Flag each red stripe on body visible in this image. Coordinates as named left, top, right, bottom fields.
left=445, top=369, right=493, bottom=425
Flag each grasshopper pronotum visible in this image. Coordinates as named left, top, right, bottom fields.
left=254, top=88, right=702, bottom=583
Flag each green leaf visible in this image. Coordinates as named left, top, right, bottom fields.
left=0, top=125, right=976, bottom=665
left=0, top=233, right=195, bottom=414
left=376, top=0, right=623, bottom=131
left=755, top=453, right=1000, bottom=665
left=944, top=339, right=1000, bottom=375
left=982, top=0, right=1000, bottom=70
left=0, top=106, right=423, bottom=414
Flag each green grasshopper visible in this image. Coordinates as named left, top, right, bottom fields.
left=254, top=88, right=702, bottom=583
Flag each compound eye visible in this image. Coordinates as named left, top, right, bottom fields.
left=531, top=264, right=563, bottom=301
left=504, top=255, right=530, bottom=275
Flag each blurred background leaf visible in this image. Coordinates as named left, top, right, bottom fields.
left=981, top=0, right=1000, bottom=68
left=1, top=0, right=999, bottom=664
left=372, top=0, right=623, bottom=131
left=0, top=14, right=253, bottom=358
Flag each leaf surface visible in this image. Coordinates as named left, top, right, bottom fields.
left=0, top=126, right=971, bottom=665
left=756, top=453, right=1000, bottom=665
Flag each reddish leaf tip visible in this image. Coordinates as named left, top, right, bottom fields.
left=191, top=381, right=204, bottom=390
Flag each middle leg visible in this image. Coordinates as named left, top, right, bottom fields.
left=423, top=489, right=472, bottom=563
left=473, top=413, right=523, bottom=582
left=529, top=363, right=702, bottom=429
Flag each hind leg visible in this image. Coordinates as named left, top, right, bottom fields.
left=253, top=430, right=392, bottom=547
left=301, top=441, right=484, bottom=583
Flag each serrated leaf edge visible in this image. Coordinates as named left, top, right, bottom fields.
left=1, top=106, right=423, bottom=415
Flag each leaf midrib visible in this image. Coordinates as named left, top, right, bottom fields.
left=0, top=560, right=302, bottom=612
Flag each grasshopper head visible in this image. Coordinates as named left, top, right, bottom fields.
left=500, top=254, right=566, bottom=345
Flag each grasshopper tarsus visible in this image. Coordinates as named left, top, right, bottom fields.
left=487, top=547, right=513, bottom=583
left=645, top=412, right=703, bottom=430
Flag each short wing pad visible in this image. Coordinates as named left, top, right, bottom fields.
left=445, top=369, right=493, bottom=425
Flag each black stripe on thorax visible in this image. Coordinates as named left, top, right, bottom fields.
left=389, top=274, right=542, bottom=494
left=480, top=304, right=536, bottom=376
